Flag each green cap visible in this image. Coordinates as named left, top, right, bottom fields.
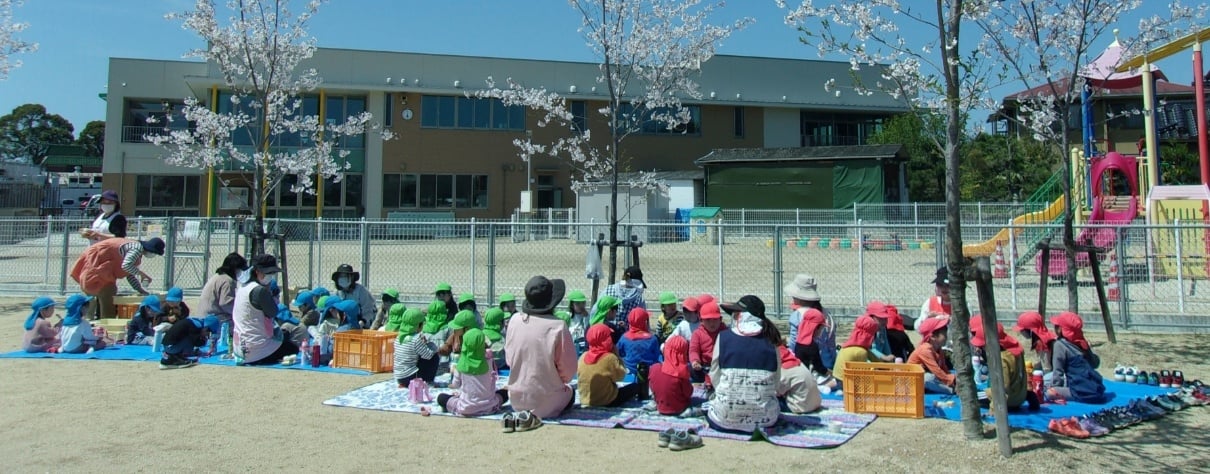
left=458, top=292, right=475, bottom=304
left=422, top=300, right=448, bottom=334
left=555, top=310, right=572, bottom=325
left=316, top=296, right=330, bottom=311
left=659, top=291, right=678, bottom=305
left=396, top=308, right=426, bottom=343
left=383, top=288, right=400, bottom=300
left=384, top=303, right=407, bottom=332
left=498, top=292, right=516, bottom=303
left=591, top=295, right=621, bottom=326
left=567, top=290, right=587, bottom=303
left=483, top=308, right=505, bottom=342
left=449, top=309, right=481, bottom=331
left=435, top=282, right=452, bottom=293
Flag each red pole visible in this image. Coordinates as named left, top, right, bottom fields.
left=1196, top=44, right=1210, bottom=184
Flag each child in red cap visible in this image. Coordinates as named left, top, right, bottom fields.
left=908, top=317, right=955, bottom=394
left=863, top=301, right=896, bottom=362
left=970, top=316, right=1029, bottom=410
left=832, top=315, right=881, bottom=387
left=1014, top=311, right=1056, bottom=373
left=689, top=301, right=726, bottom=386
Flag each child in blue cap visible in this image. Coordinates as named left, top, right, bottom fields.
left=126, top=295, right=163, bottom=345
left=59, top=295, right=107, bottom=353
left=162, top=287, right=192, bottom=322
left=160, top=314, right=222, bottom=369
left=22, top=297, right=59, bottom=353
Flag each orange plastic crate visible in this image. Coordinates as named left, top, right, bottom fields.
left=333, top=330, right=397, bottom=373
left=115, top=304, right=138, bottom=319
left=843, top=361, right=925, bottom=418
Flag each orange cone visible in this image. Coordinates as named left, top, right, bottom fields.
left=1107, top=249, right=1120, bottom=301
left=993, top=240, right=1008, bottom=279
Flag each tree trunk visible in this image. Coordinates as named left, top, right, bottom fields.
left=602, top=13, right=620, bottom=286
left=251, top=161, right=266, bottom=256
left=940, top=0, right=983, bottom=440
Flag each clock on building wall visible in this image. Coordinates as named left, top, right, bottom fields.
left=402, top=108, right=414, bottom=120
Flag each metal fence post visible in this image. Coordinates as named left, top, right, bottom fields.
left=487, top=223, right=497, bottom=306
left=43, top=215, right=52, bottom=285
left=470, top=218, right=477, bottom=297
left=857, top=219, right=866, bottom=304
left=360, top=218, right=370, bottom=290
left=1175, top=219, right=1186, bottom=313
left=316, top=217, right=324, bottom=286
left=59, top=219, right=70, bottom=295
left=977, top=202, right=985, bottom=241
left=741, top=209, right=746, bottom=238
left=773, top=226, right=784, bottom=318
left=307, top=221, right=315, bottom=289
left=936, top=225, right=945, bottom=268
left=717, top=221, right=725, bottom=301
left=913, top=202, right=920, bottom=240
left=1116, top=228, right=1129, bottom=329
left=165, top=218, right=177, bottom=289
left=203, top=217, right=213, bottom=286
left=547, top=208, right=553, bottom=238
left=1007, top=217, right=1017, bottom=311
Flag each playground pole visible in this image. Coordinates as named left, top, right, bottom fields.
left=1141, top=60, right=1160, bottom=196
left=1195, top=42, right=1210, bottom=183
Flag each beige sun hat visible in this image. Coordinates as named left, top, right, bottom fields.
left=784, top=273, right=821, bottom=302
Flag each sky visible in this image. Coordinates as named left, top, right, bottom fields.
left=0, top=0, right=1200, bottom=136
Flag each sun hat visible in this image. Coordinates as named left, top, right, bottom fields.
left=784, top=274, right=822, bottom=302
left=25, top=296, right=56, bottom=330
left=449, top=310, right=481, bottom=331
left=624, top=266, right=645, bottom=286
left=697, top=294, right=716, bottom=305
left=659, top=291, right=678, bottom=305
left=383, top=288, right=400, bottom=301
left=457, top=292, right=476, bottom=305
left=251, top=254, right=281, bottom=274
left=165, top=287, right=184, bottom=303
left=522, top=276, right=566, bottom=315
left=101, top=189, right=120, bottom=202
left=566, top=290, right=586, bottom=303
left=932, top=267, right=950, bottom=285
left=141, top=238, right=166, bottom=256
left=721, top=295, right=766, bottom=318
left=331, top=264, right=359, bottom=283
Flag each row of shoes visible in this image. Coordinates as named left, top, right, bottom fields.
left=658, top=427, right=703, bottom=451
left=501, top=410, right=543, bottom=433
left=1113, top=366, right=1186, bottom=388
left=1050, top=385, right=1210, bottom=439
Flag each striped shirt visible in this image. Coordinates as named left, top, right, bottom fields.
left=393, top=334, right=437, bottom=380
left=118, top=241, right=149, bottom=294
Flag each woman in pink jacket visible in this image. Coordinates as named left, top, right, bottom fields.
left=504, top=276, right=577, bottom=428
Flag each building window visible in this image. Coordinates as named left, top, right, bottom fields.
left=384, top=93, right=393, bottom=127
left=571, top=101, right=587, bottom=132
left=800, top=112, right=885, bottom=146
left=135, top=175, right=201, bottom=208
left=215, top=92, right=366, bottom=148
left=734, top=106, right=745, bottom=138
left=383, top=173, right=488, bottom=209
left=269, top=174, right=360, bottom=208
left=420, top=95, right=525, bottom=130
left=122, top=99, right=193, bottom=143
left=617, top=104, right=701, bottom=135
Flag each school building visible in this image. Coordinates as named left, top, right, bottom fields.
left=103, top=48, right=911, bottom=219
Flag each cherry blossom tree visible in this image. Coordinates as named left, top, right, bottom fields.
left=976, top=0, right=1205, bottom=309
left=148, top=0, right=392, bottom=253
left=0, top=0, right=37, bottom=81
left=475, top=0, right=750, bottom=284
left=779, top=0, right=1002, bottom=438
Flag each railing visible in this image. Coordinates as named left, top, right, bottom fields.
left=3, top=216, right=1208, bottom=331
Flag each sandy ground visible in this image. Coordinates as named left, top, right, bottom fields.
left=0, top=297, right=1205, bottom=473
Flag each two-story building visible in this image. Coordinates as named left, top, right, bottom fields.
left=104, top=48, right=910, bottom=218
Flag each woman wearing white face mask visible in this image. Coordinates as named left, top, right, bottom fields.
left=332, top=264, right=375, bottom=330
left=81, top=190, right=127, bottom=246
left=231, top=254, right=297, bottom=365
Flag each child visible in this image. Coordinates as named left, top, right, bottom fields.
left=908, top=317, right=955, bottom=394
left=655, top=292, right=683, bottom=342
left=440, top=310, right=481, bottom=357
left=864, top=301, right=897, bottom=362
left=792, top=307, right=838, bottom=392
left=616, top=307, right=662, bottom=374
left=162, top=287, right=191, bottom=322
left=791, top=298, right=838, bottom=370
left=970, top=317, right=1028, bottom=410
left=333, top=300, right=362, bottom=332
left=884, top=304, right=915, bottom=361
left=777, top=344, right=823, bottom=414
left=670, top=296, right=700, bottom=344
left=422, top=300, right=449, bottom=342
left=383, top=303, right=407, bottom=332
left=482, top=307, right=507, bottom=369
left=394, top=308, right=439, bottom=388
left=126, top=295, right=163, bottom=345
left=59, top=295, right=107, bottom=353
left=1013, top=311, right=1056, bottom=373
left=160, top=315, right=221, bottom=369
left=294, top=291, right=319, bottom=327
left=565, top=290, right=590, bottom=355
left=371, top=288, right=400, bottom=330
left=498, top=292, right=517, bottom=316
left=648, top=335, right=695, bottom=417
left=437, top=328, right=508, bottom=416
left=308, top=303, right=341, bottom=366
left=457, top=292, right=483, bottom=327
left=591, top=295, right=622, bottom=342
left=274, top=303, right=309, bottom=346
left=1048, top=311, right=1106, bottom=404
left=832, top=315, right=880, bottom=386
left=689, top=301, right=725, bottom=385
left=579, top=324, right=642, bottom=407
left=23, top=297, right=59, bottom=353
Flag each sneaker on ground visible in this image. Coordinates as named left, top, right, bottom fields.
left=1113, top=365, right=1127, bottom=381
left=159, top=355, right=197, bottom=370
left=1149, top=372, right=1162, bottom=386
left=1078, top=416, right=1109, bottom=437
left=501, top=413, right=516, bottom=433
left=513, top=410, right=543, bottom=432
left=1160, top=370, right=1172, bottom=388
left=669, top=428, right=704, bottom=451
left=658, top=427, right=676, bottom=448
left=1173, top=370, right=1185, bottom=388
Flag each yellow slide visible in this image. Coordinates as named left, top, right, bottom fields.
left=962, top=196, right=1065, bottom=257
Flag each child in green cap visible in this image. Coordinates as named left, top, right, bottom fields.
left=371, top=288, right=401, bottom=330
left=437, top=328, right=508, bottom=416
left=655, top=291, right=683, bottom=343
left=383, top=303, right=407, bottom=332
left=483, top=308, right=508, bottom=370
left=435, top=283, right=457, bottom=322
left=457, top=292, right=484, bottom=327
left=440, top=309, right=482, bottom=360
left=498, top=292, right=517, bottom=316
left=591, top=295, right=622, bottom=343
left=393, top=308, right=439, bottom=389
left=566, top=290, right=590, bottom=355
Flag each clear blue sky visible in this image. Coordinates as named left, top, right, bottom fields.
left=0, top=0, right=1196, bottom=135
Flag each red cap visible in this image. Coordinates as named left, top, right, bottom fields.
left=918, top=317, right=949, bottom=338
left=865, top=301, right=891, bottom=319
left=681, top=296, right=701, bottom=312
left=698, top=301, right=722, bottom=320
left=697, top=294, right=716, bottom=305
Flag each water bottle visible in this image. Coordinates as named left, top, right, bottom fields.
left=206, top=335, right=218, bottom=357
left=1031, top=369, right=1045, bottom=401
left=636, top=362, right=651, bottom=401
left=1025, top=361, right=1034, bottom=374
left=300, top=339, right=311, bottom=366
left=894, top=357, right=904, bottom=364
left=218, top=322, right=231, bottom=353
left=152, top=329, right=166, bottom=353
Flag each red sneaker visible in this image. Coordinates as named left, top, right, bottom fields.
left=1160, top=370, right=1172, bottom=388
left=1173, top=370, right=1185, bottom=388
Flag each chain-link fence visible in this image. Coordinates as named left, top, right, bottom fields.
left=2, top=216, right=1207, bottom=330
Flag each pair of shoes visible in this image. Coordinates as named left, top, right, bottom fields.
left=1113, top=364, right=1128, bottom=381
left=159, top=354, right=197, bottom=370
left=679, top=407, right=705, bottom=418
left=1123, top=367, right=1139, bottom=383
left=1048, top=418, right=1090, bottom=439
left=512, top=410, right=543, bottom=432
left=1151, top=396, right=1182, bottom=412
left=668, top=428, right=703, bottom=451
left=1128, top=399, right=1165, bottom=420
left=657, top=428, right=676, bottom=448
left=641, top=401, right=658, bottom=412
left=1078, top=416, right=1110, bottom=437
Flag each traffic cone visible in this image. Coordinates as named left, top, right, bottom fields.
left=993, top=240, right=1008, bottom=279
left=1107, top=249, right=1120, bottom=301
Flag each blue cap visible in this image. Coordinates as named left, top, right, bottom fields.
left=293, top=290, right=314, bottom=309
left=311, top=287, right=330, bottom=298
left=166, top=287, right=184, bottom=303
left=25, top=296, right=56, bottom=330
left=334, top=299, right=361, bottom=319
left=62, top=294, right=91, bottom=327
left=140, top=295, right=162, bottom=314
left=202, top=315, right=221, bottom=333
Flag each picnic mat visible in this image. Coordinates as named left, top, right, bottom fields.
left=0, top=345, right=368, bottom=375
left=323, top=379, right=876, bottom=449
left=917, top=380, right=1176, bottom=433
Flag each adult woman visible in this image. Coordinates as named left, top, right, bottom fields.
left=708, top=295, right=781, bottom=435
left=81, top=190, right=127, bottom=246
left=504, top=276, right=577, bottom=421
left=70, top=236, right=165, bottom=319
left=198, top=253, right=246, bottom=324
left=231, top=254, right=296, bottom=365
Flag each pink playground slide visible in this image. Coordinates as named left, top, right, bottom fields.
left=1037, top=152, right=1138, bottom=277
